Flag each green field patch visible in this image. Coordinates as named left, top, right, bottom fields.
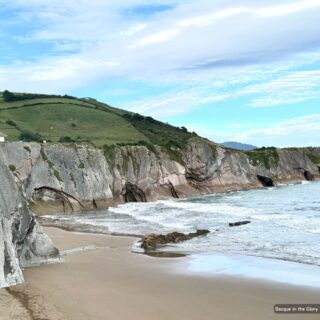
left=245, top=147, right=280, bottom=169
left=0, top=104, right=147, bottom=146
left=0, top=93, right=211, bottom=160
left=308, top=154, right=320, bottom=165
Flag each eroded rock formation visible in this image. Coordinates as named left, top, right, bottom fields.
left=0, top=145, right=60, bottom=288
left=123, top=182, right=147, bottom=202
left=1, top=140, right=320, bottom=287
left=1, top=142, right=319, bottom=215
left=140, top=230, right=210, bottom=251
left=229, top=221, right=251, bottom=227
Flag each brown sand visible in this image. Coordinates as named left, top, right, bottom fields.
left=1, top=227, right=319, bottom=320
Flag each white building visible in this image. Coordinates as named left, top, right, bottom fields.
left=0, top=132, right=6, bottom=143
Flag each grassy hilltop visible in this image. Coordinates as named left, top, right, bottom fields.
left=1, top=91, right=319, bottom=167
left=0, top=91, right=204, bottom=160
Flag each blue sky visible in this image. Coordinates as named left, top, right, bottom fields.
left=0, top=0, right=320, bottom=147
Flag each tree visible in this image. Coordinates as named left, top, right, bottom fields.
left=180, top=126, right=188, bottom=133
left=2, top=90, right=15, bottom=102
left=19, top=131, right=43, bottom=142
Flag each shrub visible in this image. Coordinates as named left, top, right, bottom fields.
left=19, top=131, right=43, bottom=142
left=137, top=140, right=157, bottom=154
left=245, top=147, right=279, bottom=169
left=8, top=164, right=16, bottom=172
left=6, top=119, right=17, bottom=126
left=145, top=116, right=157, bottom=124
left=59, top=136, right=75, bottom=143
left=308, top=154, right=320, bottom=165
left=165, top=139, right=182, bottom=149
left=132, top=113, right=144, bottom=121
left=78, top=161, right=85, bottom=169
left=3, top=90, right=15, bottom=102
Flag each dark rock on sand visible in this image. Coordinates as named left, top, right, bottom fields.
left=229, top=221, right=251, bottom=227
left=140, top=230, right=210, bottom=251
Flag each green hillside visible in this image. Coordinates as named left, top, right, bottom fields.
left=0, top=91, right=202, bottom=155
left=1, top=91, right=319, bottom=169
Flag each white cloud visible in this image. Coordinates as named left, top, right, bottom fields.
left=131, top=29, right=180, bottom=47
left=124, top=89, right=230, bottom=118
left=239, top=70, right=320, bottom=107
left=119, top=24, right=147, bottom=36
left=192, top=114, right=320, bottom=147
left=120, top=61, right=320, bottom=117
left=1, top=0, right=320, bottom=91
left=177, top=7, right=249, bottom=28
left=236, top=114, right=320, bottom=147
left=258, top=0, right=320, bottom=17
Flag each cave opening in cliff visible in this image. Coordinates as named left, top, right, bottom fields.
left=257, top=175, right=274, bottom=187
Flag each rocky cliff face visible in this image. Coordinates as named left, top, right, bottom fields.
left=0, top=143, right=60, bottom=288
left=184, top=144, right=320, bottom=193
left=1, top=141, right=319, bottom=287
left=1, top=142, right=319, bottom=215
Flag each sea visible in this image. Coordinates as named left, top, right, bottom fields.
left=44, top=181, right=320, bottom=287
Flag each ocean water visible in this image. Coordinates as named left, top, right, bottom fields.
left=44, top=181, right=320, bottom=286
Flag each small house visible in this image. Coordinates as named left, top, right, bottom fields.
left=0, top=132, right=6, bottom=143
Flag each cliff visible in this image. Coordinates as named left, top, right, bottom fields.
left=0, top=143, right=60, bottom=288
left=0, top=140, right=319, bottom=288
left=1, top=93, right=319, bottom=289
left=1, top=141, right=319, bottom=215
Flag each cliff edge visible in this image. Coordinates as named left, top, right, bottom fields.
left=0, top=144, right=60, bottom=288
left=1, top=141, right=319, bottom=215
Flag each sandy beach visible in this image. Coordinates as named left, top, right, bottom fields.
left=1, top=227, right=319, bottom=320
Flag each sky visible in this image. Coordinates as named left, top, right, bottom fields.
left=0, top=0, right=320, bottom=147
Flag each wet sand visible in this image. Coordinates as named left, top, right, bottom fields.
left=1, top=227, right=319, bottom=320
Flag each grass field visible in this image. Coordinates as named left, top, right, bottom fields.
left=1, top=91, right=317, bottom=167
left=0, top=92, right=200, bottom=151
left=0, top=103, right=147, bottom=146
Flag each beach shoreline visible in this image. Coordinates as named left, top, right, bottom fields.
left=1, top=227, right=319, bottom=320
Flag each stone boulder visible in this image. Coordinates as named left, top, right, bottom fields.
left=140, top=229, right=210, bottom=251
left=229, top=221, right=251, bottom=227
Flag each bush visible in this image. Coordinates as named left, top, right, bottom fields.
left=245, top=147, right=279, bottom=169
left=8, top=164, right=16, bottom=172
left=137, top=140, right=157, bottom=154
left=2, top=90, right=73, bottom=102
left=19, top=131, right=43, bottom=142
left=3, top=90, right=15, bottom=102
left=132, top=113, right=144, bottom=121
left=166, top=139, right=182, bottom=149
left=63, top=94, right=76, bottom=99
left=6, top=119, right=17, bottom=126
left=58, top=136, right=75, bottom=143
left=145, top=116, right=157, bottom=124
